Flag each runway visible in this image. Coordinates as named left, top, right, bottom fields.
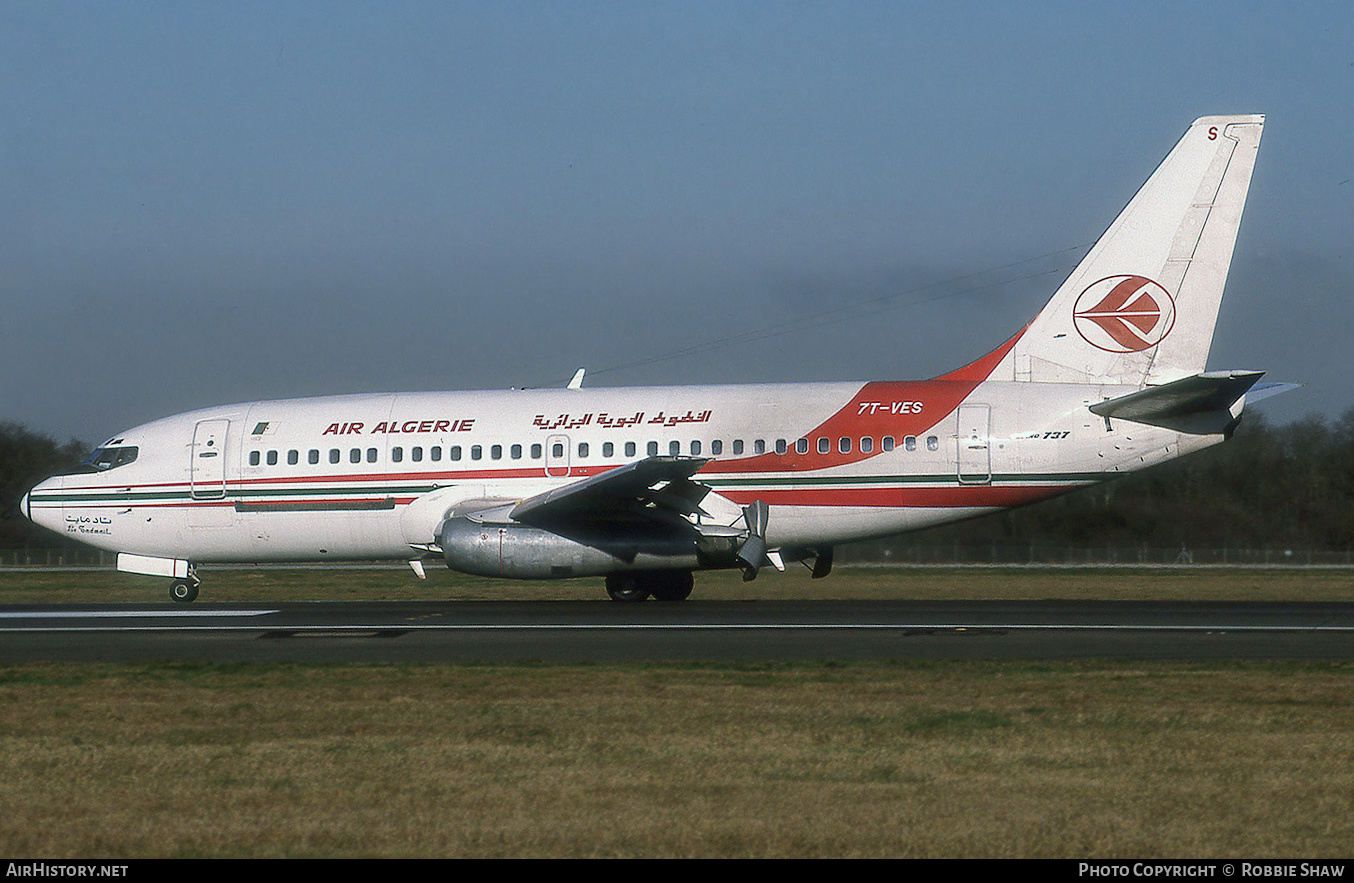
left=2, top=600, right=1353, bottom=662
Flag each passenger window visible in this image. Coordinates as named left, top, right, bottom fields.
left=578, top=443, right=588, bottom=458
left=553, top=442, right=565, bottom=458
left=412, top=447, right=423, bottom=462
left=839, top=437, right=851, bottom=454
left=450, top=446, right=461, bottom=461
left=691, top=440, right=701, bottom=456
left=860, top=437, right=873, bottom=453
left=349, top=449, right=361, bottom=464
left=647, top=441, right=659, bottom=457
left=775, top=439, right=787, bottom=455
left=669, top=440, right=680, bottom=456
left=249, top=451, right=261, bottom=466
left=882, top=437, right=895, bottom=452
left=754, top=440, right=766, bottom=455
left=531, top=443, right=542, bottom=459
left=366, top=448, right=377, bottom=463
left=471, top=445, right=482, bottom=460
left=905, top=436, right=917, bottom=452
left=624, top=441, right=636, bottom=457
left=267, top=450, right=278, bottom=466
left=602, top=442, right=613, bottom=458
left=430, top=446, right=442, bottom=462
left=796, top=439, right=808, bottom=454
left=392, top=447, right=403, bottom=463
left=711, top=440, right=723, bottom=456
left=927, top=435, right=939, bottom=451
left=329, top=449, right=341, bottom=464
left=818, top=437, right=830, bottom=454
left=512, top=444, right=523, bottom=459
left=492, top=444, right=503, bottom=460
left=288, top=450, right=299, bottom=465
left=309, top=449, right=320, bottom=465
left=733, top=440, right=744, bottom=455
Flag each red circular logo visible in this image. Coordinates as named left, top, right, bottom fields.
left=1072, top=275, right=1175, bottom=353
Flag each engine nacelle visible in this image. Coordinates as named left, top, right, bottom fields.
left=437, top=516, right=713, bottom=579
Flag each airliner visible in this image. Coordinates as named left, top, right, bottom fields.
left=22, top=114, right=1284, bottom=603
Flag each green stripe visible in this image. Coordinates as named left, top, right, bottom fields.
left=33, top=472, right=1111, bottom=507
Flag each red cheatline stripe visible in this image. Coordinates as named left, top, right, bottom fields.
left=720, top=484, right=1068, bottom=508
left=51, top=465, right=615, bottom=494
left=50, top=483, right=1068, bottom=512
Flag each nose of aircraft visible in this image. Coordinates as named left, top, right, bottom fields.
left=21, top=476, right=62, bottom=534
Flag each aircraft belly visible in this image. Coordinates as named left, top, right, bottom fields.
left=232, top=508, right=409, bottom=561
left=89, top=500, right=408, bottom=563
left=765, top=505, right=996, bottom=547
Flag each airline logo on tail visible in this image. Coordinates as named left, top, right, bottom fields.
left=1072, top=275, right=1176, bottom=353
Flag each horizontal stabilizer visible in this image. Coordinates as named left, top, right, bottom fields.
left=1089, top=370, right=1265, bottom=434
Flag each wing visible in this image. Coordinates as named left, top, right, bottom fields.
left=437, top=456, right=780, bottom=580
left=509, top=456, right=715, bottom=531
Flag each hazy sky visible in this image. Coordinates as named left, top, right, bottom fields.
left=3, top=1, right=1351, bottom=445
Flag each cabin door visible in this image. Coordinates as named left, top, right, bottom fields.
left=956, top=404, right=991, bottom=485
left=190, top=419, right=229, bottom=499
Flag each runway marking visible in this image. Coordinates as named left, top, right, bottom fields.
left=0, top=610, right=279, bottom=619
left=2, top=621, right=1353, bottom=634
left=294, top=622, right=1350, bottom=631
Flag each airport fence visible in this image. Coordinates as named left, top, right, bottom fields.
left=3, top=545, right=1354, bottom=569
left=0, top=547, right=117, bottom=567
left=836, top=544, right=1354, bottom=567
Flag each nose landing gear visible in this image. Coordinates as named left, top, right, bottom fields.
left=169, top=566, right=201, bottom=603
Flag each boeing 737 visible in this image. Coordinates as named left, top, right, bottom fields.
left=22, top=115, right=1283, bottom=602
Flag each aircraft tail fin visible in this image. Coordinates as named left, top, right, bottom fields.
left=997, top=115, right=1264, bottom=388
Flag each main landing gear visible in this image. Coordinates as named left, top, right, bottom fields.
left=605, top=570, right=694, bottom=602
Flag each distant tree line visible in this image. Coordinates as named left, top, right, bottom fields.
left=1, top=411, right=1351, bottom=555
left=0, top=422, right=88, bottom=550
left=856, top=409, right=1354, bottom=558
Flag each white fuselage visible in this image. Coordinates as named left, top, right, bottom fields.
left=23, top=376, right=1216, bottom=569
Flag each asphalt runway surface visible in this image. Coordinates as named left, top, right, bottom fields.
left=2, top=599, right=1353, bottom=662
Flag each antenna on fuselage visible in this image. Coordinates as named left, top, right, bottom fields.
left=567, top=368, right=586, bottom=390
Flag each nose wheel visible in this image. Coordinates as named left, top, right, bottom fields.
left=169, top=568, right=201, bottom=603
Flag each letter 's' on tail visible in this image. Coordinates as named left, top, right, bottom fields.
left=996, top=115, right=1264, bottom=388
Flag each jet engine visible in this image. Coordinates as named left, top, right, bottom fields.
left=437, top=514, right=728, bottom=579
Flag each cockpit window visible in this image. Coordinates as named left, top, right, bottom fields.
left=65, top=446, right=139, bottom=474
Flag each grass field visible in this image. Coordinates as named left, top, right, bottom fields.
left=1, top=566, right=1352, bottom=858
